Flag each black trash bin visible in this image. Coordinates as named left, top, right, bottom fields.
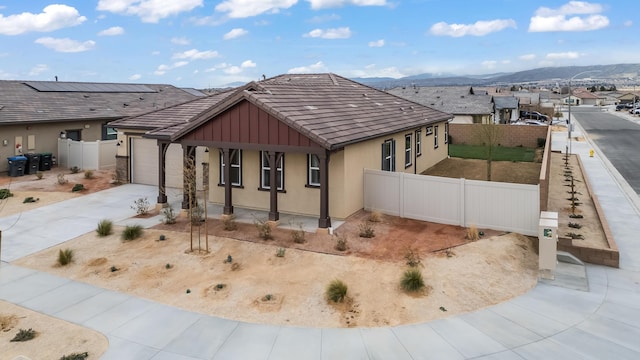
left=7, top=155, right=27, bottom=177
left=39, top=152, right=52, bottom=171
left=24, top=153, right=41, bottom=175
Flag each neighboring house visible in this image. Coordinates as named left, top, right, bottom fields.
left=111, top=73, right=453, bottom=229
left=617, top=92, right=639, bottom=105
left=0, top=80, right=202, bottom=173
left=567, top=90, right=604, bottom=106
left=386, top=86, right=493, bottom=124
left=492, top=96, right=519, bottom=123
left=512, top=91, right=540, bottom=106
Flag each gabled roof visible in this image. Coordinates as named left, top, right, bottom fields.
left=386, top=86, right=493, bottom=115
left=124, top=73, right=452, bottom=150
left=0, top=80, right=202, bottom=125
left=493, top=96, right=518, bottom=109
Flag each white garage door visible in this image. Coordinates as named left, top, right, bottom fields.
left=131, top=138, right=203, bottom=188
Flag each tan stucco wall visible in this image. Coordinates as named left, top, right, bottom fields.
left=1, top=121, right=105, bottom=173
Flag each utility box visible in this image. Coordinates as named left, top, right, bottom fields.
left=538, top=216, right=558, bottom=279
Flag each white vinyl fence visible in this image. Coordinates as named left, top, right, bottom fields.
left=57, top=139, right=117, bottom=170
left=363, top=169, right=540, bottom=236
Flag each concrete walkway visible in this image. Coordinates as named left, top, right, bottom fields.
left=2, top=124, right=640, bottom=359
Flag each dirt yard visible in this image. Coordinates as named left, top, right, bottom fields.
left=0, top=142, right=610, bottom=357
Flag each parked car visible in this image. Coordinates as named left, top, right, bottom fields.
left=512, top=120, right=547, bottom=126
left=630, top=108, right=640, bottom=115
left=519, top=111, right=550, bottom=122
left=616, top=104, right=625, bottom=111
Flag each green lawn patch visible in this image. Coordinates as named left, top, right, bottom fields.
left=449, top=144, right=535, bottom=162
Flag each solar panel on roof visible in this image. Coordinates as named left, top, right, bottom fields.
left=23, top=81, right=156, bottom=93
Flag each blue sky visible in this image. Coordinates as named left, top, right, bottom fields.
left=0, top=1, right=636, bottom=88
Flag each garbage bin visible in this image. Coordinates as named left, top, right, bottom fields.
left=7, top=156, right=27, bottom=177
left=39, top=152, right=52, bottom=171
left=24, top=153, right=41, bottom=175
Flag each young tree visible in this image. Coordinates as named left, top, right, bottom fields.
left=475, top=123, right=503, bottom=181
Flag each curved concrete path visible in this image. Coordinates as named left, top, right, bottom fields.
left=1, top=123, right=640, bottom=359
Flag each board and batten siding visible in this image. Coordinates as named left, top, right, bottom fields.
left=364, top=169, right=540, bottom=236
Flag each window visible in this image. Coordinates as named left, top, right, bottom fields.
left=381, top=139, right=395, bottom=171
left=219, top=149, right=242, bottom=186
left=434, top=126, right=439, bottom=148
left=426, top=126, right=433, bottom=135
left=444, top=123, right=449, bottom=144
left=102, top=125, right=117, bottom=140
left=260, top=151, right=284, bottom=190
left=404, top=134, right=412, bottom=167
left=308, top=154, right=320, bottom=187
left=415, top=129, right=422, bottom=156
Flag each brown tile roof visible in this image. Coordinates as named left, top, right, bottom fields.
left=143, top=73, right=453, bottom=150
left=0, top=80, right=202, bottom=125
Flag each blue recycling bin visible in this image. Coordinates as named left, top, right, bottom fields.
left=7, top=155, right=27, bottom=177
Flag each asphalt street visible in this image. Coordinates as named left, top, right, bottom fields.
left=572, top=107, right=640, bottom=195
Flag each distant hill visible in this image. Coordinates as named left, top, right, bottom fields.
left=357, top=63, right=640, bottom=89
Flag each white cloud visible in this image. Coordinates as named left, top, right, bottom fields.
left=529, top=1, right=609, bottom=32
left=129, top=74, right=142, bottom=80
left=429, top=19, right=516, bottom=37
left=97, top=0, right=203, bottom=23
left=173, top=49, right=220, bottom=60
left=368, top=39, right=384, bottom=47
left=519, top=54, right=536, bottom=61
left=35, top=37, right=96, bottom=53
left=98, top=26, right=124, bottom=36
left=29, top=64, right=49, bottom=76
left=171, top=37, right=190, bottom=45
left=241, top=60, right=256, bottom=68
left=173, top=61, right=189, bottom=68
left=546, top=51, right=581, bottom=59
left=288, top=61, right=328, bottom=73
left=348, top=64, right=405, bottom=78
left=0, top=4, right=86, bottom=35
left=623, top=20, right=632, bottom=27
left=216, top=0, right=297, bottom=18
left=481, top=60, right=497, bottom=69
left=155, top=62, right=188, bottom=75
left=308, top=13, right=340, bottom=23
left=223, top=28, right=248, bottom=40
left=306, top=0, right=387, bottom=10
left=304, top=27, right=351, bottom=39
left=224, top=66, right=243, bottom=75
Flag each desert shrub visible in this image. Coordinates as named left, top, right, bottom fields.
left=57, top=249, right=74, bottom=266
left=122, top=225, right=143, bottom=241
left=0, top=188, right=13, bottom=199
left=165, top=263, right=172, bottom=269
left=568, top=222, right=582, bottom=229
left=23, top=197, right=38, bottom=203
left=131, top=197, right=150, bottom=215
left=57, top=173, right=68, bottom=185
left=254, top=218, right=273, bottom=240
left=159, top=234, right=166, bottom=241
left=35, top=171, right=43, bottom=180
left=223, top=215, right=237, bottom=231
left=10, top=328, right=36, bottom=342
left=335, top=234, right=348, bottom=251
left=291, top=223, right=305, bottom=244
left=276, top=247, right=286, bottom=257
left=358, top=222, right=375, bottom=238
left=190, top=204, right=204, bottom=225
left=466, top=224, right=479, bottom=241
left=96, top=219, right=113, bottom=237
left=161, top=206, right=176, bottom=224
left=70, top=166, right=80, bottom=174
left=326, top=279, right=348, bottom=303
left=404, top=247, right=421, bottom=267
left=60, top=352, right=89, bottom=360
left=71, top=184, right=84, bottom=192
left=263, top=294, right=273, bottom=301
left=401, top=268, right=425, bottom=292
left=537, top=137, right=546, bottom=148
left=368, top=210, right=382, bottom=223
left=84, top=169, right=94, bottom=179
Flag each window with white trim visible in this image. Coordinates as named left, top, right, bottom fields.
left=382, top=139, right=395, bottom=171
left=260, top=151, right=284, bottom=190
left=219, top=149, right=242, bottom=186
left=308, top=154, right=320, bottom=187
left=426, top=126, right=433, bottom=135
left=405, top=133, right=412, bottom=167
left=415, top=129, right=422, bottom=156
left=434, top=125, right=439, bottom=148
left=444, top=123, right=449, bottom=144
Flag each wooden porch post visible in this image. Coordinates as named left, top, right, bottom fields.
left=157, top=141, right=168, bottom=204
left=318, top=150, right=331, bottom=228
left=268, top=151, right=281, bottom=221
left=222, top=148, right=234, bottom=215
left=181, top=145, right=196, bottom=209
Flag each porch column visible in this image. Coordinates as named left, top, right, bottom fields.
left=268, top=151, right=282, bottom=221
left=181, top=145, right=196, bottom=210
left=156, top=141, right=168, bottom=204
left=318, top=150, right=331, bottom=228
left=222, top=148, right=234, bottom=215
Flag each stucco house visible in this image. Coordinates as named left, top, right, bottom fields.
left=0, top=80, right=202, bottom=174
left=110, top=73, right=453, bottom=229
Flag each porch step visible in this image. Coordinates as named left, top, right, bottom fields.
left=557, top=251, right=584, bottom=265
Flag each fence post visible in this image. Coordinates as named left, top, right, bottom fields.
left=459, top=178, right=466, bottom=227
left=398, top=172, right=404, bottom=218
